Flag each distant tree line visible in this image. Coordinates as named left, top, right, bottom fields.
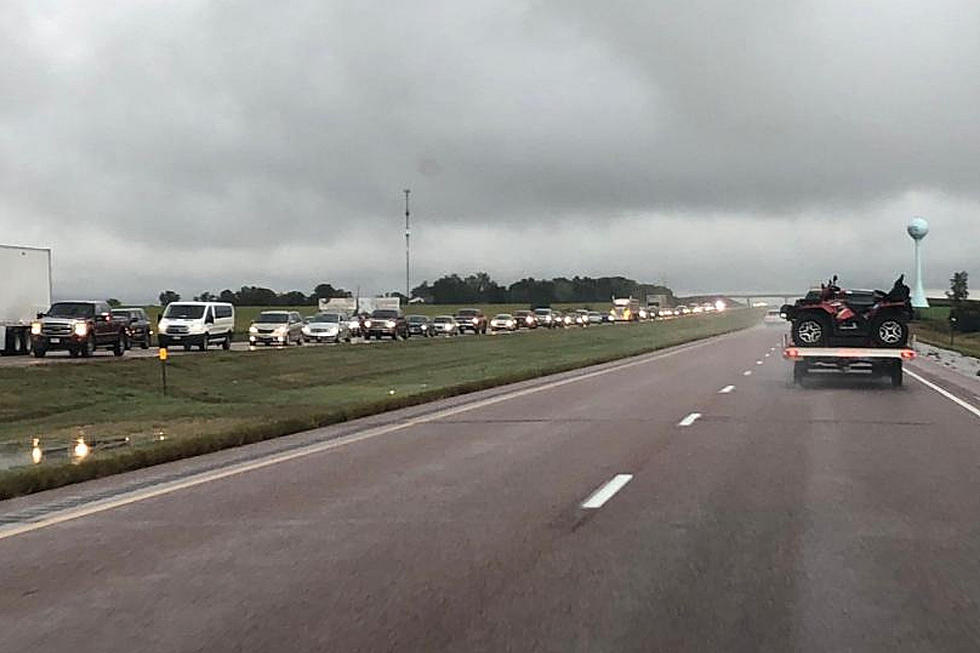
left=156, top=274, right=675, bottom=307
left=157, top=283, right=351, bottom=307
left=410, top=273, right=675, bottom=305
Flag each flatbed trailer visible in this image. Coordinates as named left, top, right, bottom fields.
left=782, top=334, right=916, bottom=387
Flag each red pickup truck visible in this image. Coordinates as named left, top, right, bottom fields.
left=31, top=300, right=129, bottom=358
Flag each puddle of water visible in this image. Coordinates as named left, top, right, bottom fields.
left=0, top=430, right=167, bottom=471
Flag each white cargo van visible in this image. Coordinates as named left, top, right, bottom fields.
left=157, top=302, right=235, bottom=351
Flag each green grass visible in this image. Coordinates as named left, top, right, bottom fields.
left=916, top=306, right=951, bottom=321
left=913, top=322, right=980, bottom=358
left=141, top=303, right=608, bottom=335
left=0, top=309, right=763, bottom=499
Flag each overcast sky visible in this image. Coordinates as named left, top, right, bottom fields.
left=3, top=1, right=978, bottom=302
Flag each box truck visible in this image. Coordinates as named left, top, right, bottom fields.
left=0, top=244, right=52, bottom=355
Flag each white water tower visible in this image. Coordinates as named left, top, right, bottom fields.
left=907, top=216, right=930, bottom=308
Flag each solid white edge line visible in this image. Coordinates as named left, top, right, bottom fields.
left=718, top=385, right=735, bottom=394
left=581, top=474, right=633, bottom=509
left=906, top=370, right=980, bottom=420
left=678, top=412, right=702, bottom=427
left=0, top=332, right=734, bottom=541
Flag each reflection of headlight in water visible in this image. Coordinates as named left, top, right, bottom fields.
left=73, top=437, right=89, bottom=460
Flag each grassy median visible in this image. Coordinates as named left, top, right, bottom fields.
left=913, top=322, right=980, bottom=358
left=0, top=309, right=762, bottom=499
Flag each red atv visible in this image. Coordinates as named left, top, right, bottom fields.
left=781, top=275, right=913, bottom=348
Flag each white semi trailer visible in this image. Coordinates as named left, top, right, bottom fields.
left=318, top=296, right=400, bottom=314
left=0, top=244, right=52, bottom=355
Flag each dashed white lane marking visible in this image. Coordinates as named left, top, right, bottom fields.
left=906, top=370, right=980, bottom=420
left=765, top=353, right=771, bottom=358
left=581, top=474, right=633, bottom=509
left=0, top=333, right=735, bottom=542
left=756, top=360, right=763, bottom=365
left=718, top=385, right=735, bottom=394
left=678, top=412, right=702, bottom=427
left=743, top=370, right=752, bottom=376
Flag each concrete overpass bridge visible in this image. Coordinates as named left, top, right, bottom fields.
left=678, top=292, right=803, bottom=306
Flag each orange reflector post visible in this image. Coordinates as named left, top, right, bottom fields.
left=158, top=348, right=168, bottom=361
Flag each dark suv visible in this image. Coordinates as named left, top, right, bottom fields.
left=31, top=301, right=128, bottom=358
left=454, top=308, right=487, bottom=334
left=364, top=309, right=409, bottom=340
left=406, top=314, right=433, bottom=337
left=115, top=307, right=152, bottom=349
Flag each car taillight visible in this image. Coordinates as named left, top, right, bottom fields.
left=783, top=347, right=800, bottom=359
left=900, top=350, right=916, bottom=360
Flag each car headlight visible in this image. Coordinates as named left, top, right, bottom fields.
left=249, top=325, right=258, bottom=334
left=421, top=324, right=428, bottom=330
left=274, top=326, right=286, bottom=335
left=385, top=320, right=396, bottom=328
left=31, top=322, right=41, bottom=335
left=302, top=326, right=311, bottom=335
left=364, top=319, right=372, bottom=328
left=507, top=320, right=514, bottom=326
left=73, top=322, right=88, bottom=337
left=471, top=318, right=479, bottom=325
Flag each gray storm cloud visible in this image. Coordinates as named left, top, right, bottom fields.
left=0, top=1, right=976, bottom=301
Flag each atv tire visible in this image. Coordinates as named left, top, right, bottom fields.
left=870, top=315, right=909, bottom=348
left=791, top=314, right=830, bottom=347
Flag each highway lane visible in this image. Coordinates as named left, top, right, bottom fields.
left=2, top=326, right=980, bottom=651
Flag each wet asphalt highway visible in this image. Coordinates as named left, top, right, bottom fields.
left=2, top=326, right=980, bottom=651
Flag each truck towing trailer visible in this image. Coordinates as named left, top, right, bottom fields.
left=0, top=244, right=52, bottom=355
left=782, top=334, right=916, bottom=387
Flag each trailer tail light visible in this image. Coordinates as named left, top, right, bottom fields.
left=900, top=350, right=916, bottom=360
left=783, top=347, right=800, bottom=359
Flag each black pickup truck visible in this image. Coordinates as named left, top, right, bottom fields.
left=31, top=300, right=129, bottom=358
